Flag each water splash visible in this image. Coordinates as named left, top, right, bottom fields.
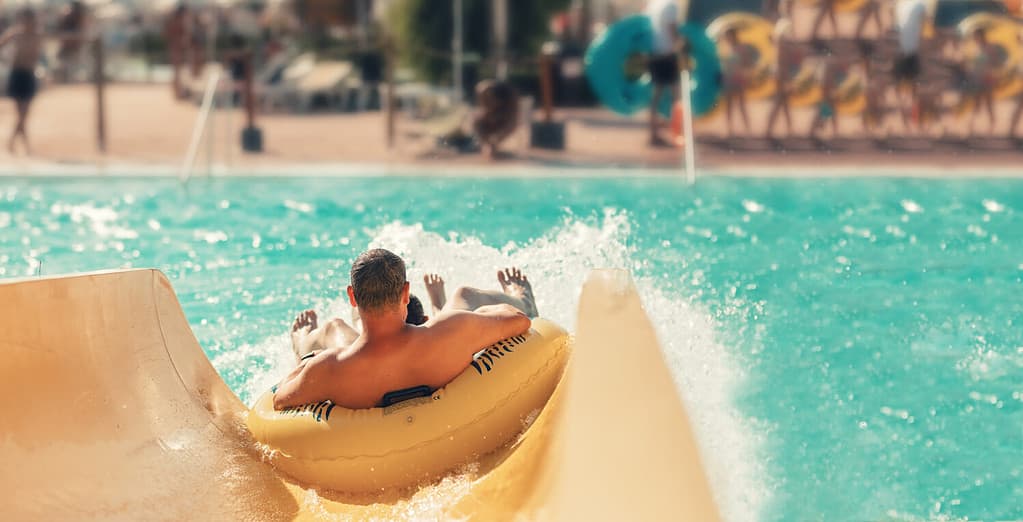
left=224, top=211, right=761, bottom=522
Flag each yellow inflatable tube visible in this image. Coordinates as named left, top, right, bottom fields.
left=247, top=318, right=571, bottom=493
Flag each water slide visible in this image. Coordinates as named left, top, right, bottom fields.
left=0, top=269, right=719, bottom=521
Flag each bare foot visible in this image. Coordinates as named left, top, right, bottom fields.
left=424, top=273, right=447, bottom=315
left=290, top=309, right=318, bottom=360
left=497, top=267, right=538, bottom=318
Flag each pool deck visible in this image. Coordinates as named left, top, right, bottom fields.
left=0, top=84, right=1021, bottom=177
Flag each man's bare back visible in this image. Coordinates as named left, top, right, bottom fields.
left=273, top=251, right=536, bottom=410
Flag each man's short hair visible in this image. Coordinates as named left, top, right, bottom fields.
left=406, top=295, right=427, bottom=326
left=350, top=249, right=406, bottom=312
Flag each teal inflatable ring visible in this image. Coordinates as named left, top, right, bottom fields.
left=584, top=16, right=721, bottom=118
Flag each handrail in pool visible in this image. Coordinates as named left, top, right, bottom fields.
left=179, top=69, right=222, bottom=183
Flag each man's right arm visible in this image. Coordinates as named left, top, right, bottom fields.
left=416, top=305, right=531, bottom=385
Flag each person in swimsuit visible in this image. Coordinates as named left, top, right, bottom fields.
left=55, top=1, right=89, bottom=83
left=645, top=0, right=681, bottom=147
left=164, top=4, right=189, bottom=100
left=810, top=55, right=840, bottom=146
left=0, top=9, right=42, bottom=155
left=766, top=18, right=800, bottom=140
left=721, top=27, right=754, bottom=138
left=276, top=250, right=536, bottom=410
left=966, top=27, right=999, bottom=137
left=291, top=295, right=429, bottom=363
left=811, top=0, right=839, bottom=41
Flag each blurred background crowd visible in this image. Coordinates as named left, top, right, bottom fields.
left=2, top=0, right=1023, bottom=162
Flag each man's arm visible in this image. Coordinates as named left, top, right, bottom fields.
left=416, top=304, right=530, bottom=384
left=273, top=358, right=329, bottom=410
left=0, top=28, right=20, bottom=49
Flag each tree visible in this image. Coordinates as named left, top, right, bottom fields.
left=388, top=0, right=571, bottom=85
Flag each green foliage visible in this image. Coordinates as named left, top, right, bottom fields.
left=388, top=0, right=571, bottom=84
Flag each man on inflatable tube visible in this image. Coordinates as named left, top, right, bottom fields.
left=273, top=249, right=539, bottom=410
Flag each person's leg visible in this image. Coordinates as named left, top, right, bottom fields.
left=16, top=99, right=31, bottom=154
left=766, top=96, right=782, bottom=138
left=290, top=310, right=321, bottom=361
left=443, top=267, right=538, bottom=318
left=1009, top=93, right=1023, bottom=138
left=725, top=91, right=736, bottom=137
left=424, top=273, right=447, bottom=316
left=650, top=83, right=664, bottom=143
left=781, top=96, right=793, bottom=135
left=984, top=91, right=996, bottom=135
left=290, top=310, right=360, bottom=363
left=10, top=99, right=28, bottom=153
left=738, top=91, right=751, bottom=136
left=811, top=4, right=828, bottom=40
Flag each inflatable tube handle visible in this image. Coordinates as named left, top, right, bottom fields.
left=379, top=385, right=434, bottom=407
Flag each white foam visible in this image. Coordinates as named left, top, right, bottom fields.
left=230, top=212, right=763, bottom=521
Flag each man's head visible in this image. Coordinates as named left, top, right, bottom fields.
left=347, top=249, right=409, bottom=315
left=19, top=8, right=36, bottom=29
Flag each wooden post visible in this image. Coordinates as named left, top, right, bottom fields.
left=539, top=53, right=554, bottom=123
left=94, top=37, right=106, bottom=154
left=244, top=52, right=256, bottom=129
left=385, top=38, right=396, bottom=148
left=240, top=50, right=264, bottom=153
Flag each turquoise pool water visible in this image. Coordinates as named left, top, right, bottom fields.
left=1, top=176, right=1021, bottom=522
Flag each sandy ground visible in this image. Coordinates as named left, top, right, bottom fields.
left=0, top=83, right=1020, bottom=176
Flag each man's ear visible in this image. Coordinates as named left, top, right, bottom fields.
left=347, top=285, right=357, bottom=307
left=402, top=281, right=411, bottom=304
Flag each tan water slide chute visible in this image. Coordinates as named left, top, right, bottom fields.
left=0, top=269, right=719, bottom=521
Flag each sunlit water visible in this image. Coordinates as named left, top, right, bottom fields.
left=2, top=175, right=1022, bottom=522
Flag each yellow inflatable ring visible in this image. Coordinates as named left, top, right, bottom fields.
left=797, top=0, right=868, bottom=14
left=246, top=318, right=571, bottom=493
left=958, top=13, right=1023, bottom=100
left=707, top=12, right=776, bottom=101
left=785, top=57, right=823, bottom=108
left=833, top=68, right=867, bottom=116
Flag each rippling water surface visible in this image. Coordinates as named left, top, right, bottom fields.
left=2, top=175, right=1022, bottom=522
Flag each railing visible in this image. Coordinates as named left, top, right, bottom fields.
left=179, top=69, right=222, bottom=183
left=681, top=70, right=696, bottom=185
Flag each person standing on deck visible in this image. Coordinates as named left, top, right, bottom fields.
left=0, top=9, right=42, bottom=155
left=766, top=17, right=800, bottom=140
left=893, top=0, right=927, bottom=133
left=644, top=0, right=680, bottom=147
left=164, top=4, right=189, bottom=100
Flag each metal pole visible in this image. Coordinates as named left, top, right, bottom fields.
left=493, top=0, right=508, bottom=80
left=453, top=0, right=463, bottom=100
left=681, top=70, right=696, bottom=184
left=386, top=36, right=396, bottom=148
left=94, top=37, right=106, bottom=153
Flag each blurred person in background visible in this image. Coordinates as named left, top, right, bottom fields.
left=0, top=8, right=41, bottom=155
left=55, top=1, right=89, bottom=83
left=809, top=54, right=839, bottom=145
left=893, top=0, right=926, bottom=133
left=189, top=10, right=208, bottom=78
left=854, top=0, right=884, bottom=42
left=645, top=0, right=680, bottom=147
left=965, top=27, right=998, bottom=137
left=857, top=42, right=887, bottom=138
left=473, top=80, right=520, bottom=159
left=810, top=0, right=838, bottom=41
left=721, top=27, right=754, bottom=138
left=766, top=17, right=800, bottom=141
left=1007, top=33, right=1023, bottom=141
left=861, top=44, right=889, bottom=139
left=164, top=3, right=189, bottom=99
